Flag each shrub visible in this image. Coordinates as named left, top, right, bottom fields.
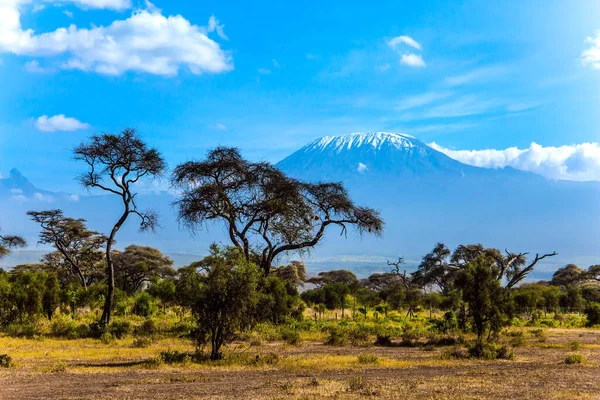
left=374, top=334, right=392, bottom=347
left=348, top=325, right=370, bottom=346
left=564, top=353, right=585, bottom=364
left=133, top=292, right=156, bottom=317
left=100, top=332, right=115, bottom=345
left=50, top=314, right=79, bottom=338
left=400, top=324, right=425, bottom=347
left=585, top=303, right=600, bottom=327
left=108, top=320, right=132, bottom=339
left=347, top=376, right=366, bottom=392
left=0, top=354, right=13, bottom=368
left=132, top=336, right=154, bottom=348
left=5, top=322, right=39, bottom=338
left=441, top=346, right=468, bottom=359
left=528, top=328, right=547, bottom=342
left=159, top=350, right=190, bottom=364
left=357, top=354, right=379, bottom=364
left=568, top=341, right=581, bottom=351
left=280, top=327, right=302, bottom=345
left=466, top=342, right=514, bottom=360
left=325, top=326, right=348, bottom=346
left=135, top=319, right=157, bottom=336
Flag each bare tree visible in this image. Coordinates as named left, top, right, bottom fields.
left=27, top=209, right=107, bottom=290
left=73, top=128, right=166, bottom=326
left=172, top=147, right=383, bottom=274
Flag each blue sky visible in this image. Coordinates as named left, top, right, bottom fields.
left=1, top=0, right=600, bottom=192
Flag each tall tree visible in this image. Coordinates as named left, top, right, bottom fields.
left=172, top=147, right=383, bottom=274
left=27, top=209, right=106, bottom=289
left=0, top=224, right=26, bottom=260
left=73, top=128, right=166, bottom=326
left=412, top=243, right=456, bottom=294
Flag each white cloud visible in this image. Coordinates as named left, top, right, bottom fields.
left=35, top=114, right=90, bottom=132
left=377, top=63, right=390, bottom=71
left=422, top=96, right=499, bottom=118
left=272, top=59, right=280, bottom=68
left=59, top=0, right=131, bottom=11
left=582, top=31, right=600, bottom=69
left=445, top=65, right=509, bottom=86
left=34, top=192, right=53, bottom=202
left=400, top=53, right=425, bottom=68
left=429, top=142, right=600, bottom=181
left=67, top=194, right=80, bottom=201
left=387, top=35, right=421, bottom=51
left=23, top=60, right=51, bottom=72
left=357, top=163, right=368, bottom=174
left=208, top=123, right=227, bottom=131
left=395, top=91, right=451, bottom=111
left=63, top=10, right=73, bottom=18
left=257, top=68, right=271, bottom=75
left=207, top=14, right=228, bottom=40
left=9, top=188, right=23, bottom=194
left=32, top=4, right=45, bottom=12
left=0, top=3, right=232, bottom=76
left=306, top=53, right=320, bottom=60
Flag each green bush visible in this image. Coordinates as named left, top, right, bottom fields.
left=441, top=346, right=468, bottom=359
left=585, top=303, right=600, bottom=327
left=5, top=322, right=39, bottom=338
left=108, top=320, right=132, bottom=339
left=100, top=332, right=115, bottom=344
left=400, top=324, right=425, bottom=347
left=132, top=336, right=154, bottom=348
left=133, top=292, right=156, bottom=317
left=357, top=354, right=379, bottom=364
left=325, top=326, right=348, bottom=346
left=348, top=325, right=370, bottom=346
left=564, top=353, right=585, bottom=364
left=0, top=354, right=13, bottom=368
left=568, top=341, right=581, bottom=351
left=50, top=314, right=79, bottom=338
left=135, top=319, right=157, bottom=336
left=466, top=341, right=514, bottom=360
left=280, top=327, right=302, bottom=345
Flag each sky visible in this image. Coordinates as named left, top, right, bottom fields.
left=1, top=0, right=600, bottom=192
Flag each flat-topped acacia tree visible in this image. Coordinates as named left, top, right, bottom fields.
left=0, top=224, right=26, bottom=260
left=171, top=147, right=384, bottom=275
left=74, top=128, right=166, bottom=326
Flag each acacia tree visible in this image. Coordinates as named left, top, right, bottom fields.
left=27, top=209, right=106, bottom=290
left=73, top=129, right=166, bottom=326
left=172, top=147, right=383, bottom=274
left=0, top=224, right=26, bottom=260
left=113, top=245, right=175, bottom=293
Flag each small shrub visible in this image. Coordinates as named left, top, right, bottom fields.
left=325, top=326, right=348, bottom=346
left=347, top=376, right=366, bottom=392
left=528, top=328, right=547, bottom=342
left=509, top=335, right=525, bottom=347
left=133, top=292, right=156, bottom=317
left=400, top=324, right=425, bottom=347
left=374, top=334, right=392, bottom=347
left=0, top=354, right=13, bottom=368
left=159, top=350, right=190, bottom=364
left=280, top=327, right=302, bottom=345
left=357, top=354, right=379, bottom=364
left=251, top=353, right=279, bottom=366
left=100, top=332, right=115, bottom=345
left=467, top=342, right=514, bottom=360
left=50, top=314, right=79, bottom=338
left=5, top=323, right=39, bottom=338
left=132, top=336, right=154, bottom=348
left=568, top=341, right=581, bottom=351
left=49, top=362, right=67, bottom=373
left=441, top=346, right=468, bottom=359
left=348, top=325, right=370, bottom=346
left=585, top=303, right=600, bottom=327
left=108, top=320, right=132, bottom=339
left=135, top=319, right=157, bottom=336
left=564, top=353, right=585, bottom=364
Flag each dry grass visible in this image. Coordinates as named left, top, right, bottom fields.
left=1, top=328, right=600, bottom=399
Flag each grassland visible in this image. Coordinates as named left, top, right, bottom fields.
left=1, top=326, right=600, bottom=399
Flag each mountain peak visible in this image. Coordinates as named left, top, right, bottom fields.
left=307, top=132, right=421, bottom=154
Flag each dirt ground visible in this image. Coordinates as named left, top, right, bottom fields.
left=1, top=328, right=600, bottom=399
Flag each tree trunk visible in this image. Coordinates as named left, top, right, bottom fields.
left=100, top=248, right=115, bottom=327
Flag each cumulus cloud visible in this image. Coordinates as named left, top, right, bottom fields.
left=257, top=68, right=271, bottom=75
left=387, top=35, right=421, bottom=51
left=56, top=0, right=131, bottom=11
left=429, top=142, right=600, bottom=181
left=387, top=35, right=425, bottom=68
left=35, top=114, right=90, bottom=132
left=0, top=1, right=232, bottom=76
left=582, top=31, right=600, bottom=69
left=400, top=53, right=425, bottom=67
left=208, top=123, right=227, bottom=131
left=23, top=60, right=48, bottom=72
left=357, top=163, right=368, bottom=174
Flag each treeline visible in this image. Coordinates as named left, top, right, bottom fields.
left=1, top=128, right=596, bottom=360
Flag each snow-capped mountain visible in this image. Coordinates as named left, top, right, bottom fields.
left=277, top=132, right=517, bottom=180
left=276, top=132, right=600, bottom=273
